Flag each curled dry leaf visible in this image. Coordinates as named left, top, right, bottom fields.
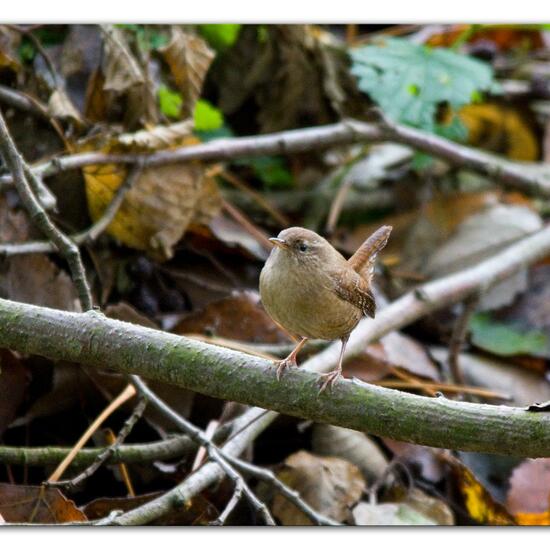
left=47, top=88, right=84, bottom=125
left=507, top=459, right=550, bottom=525
left=100, top=24, right=144, bottom=93
left=272, top=450, right=366, bottom=525
left=159, top=26, right=215, bottom=118
left=0, top=482, right=86, bottom=524
left=311, top=424, right=390, bottom=484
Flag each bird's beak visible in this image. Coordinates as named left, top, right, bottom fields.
left=269, top=237, right=289, bottom=249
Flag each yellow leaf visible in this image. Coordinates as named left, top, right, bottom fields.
left=459, top=103, right=539, bottom=161
left=81, top=123, right=221, bottom=260
left=446, top=455, right=516, bottom=525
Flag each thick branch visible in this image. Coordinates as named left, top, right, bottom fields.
left=0, top=120, right=549, bottom=198
left=0, top=226, right=549, bottom=457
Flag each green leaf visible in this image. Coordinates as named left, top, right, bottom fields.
left=350, top=38, right=496, bottom=133
left=198, top=24, right=241, bottom=51
left=469, top=313, right=549, bottom=357
left=193, top=99, right=224, bottom=131
left=158, top=85, right=182, bottom=119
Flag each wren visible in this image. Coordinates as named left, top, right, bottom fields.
left=259, top=225, right=392, bottom=392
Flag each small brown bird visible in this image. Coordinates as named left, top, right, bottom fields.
left=259, top=225, right=392, bottom=392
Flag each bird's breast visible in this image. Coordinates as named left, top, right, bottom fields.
left=259, top=257, right=362, bottom=340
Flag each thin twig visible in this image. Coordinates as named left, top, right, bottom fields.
left=47, top=396, right=148, bottom=491
left=447, top=295, right=480, bottom=385
left=0, top=164, right=142, bottom=257
left=46, top=384, right=136, bottom=483
left=0, top=108, right=93, bottom=310
left=217, top=168, right=290, bottom=227
left=0, top=436, right=197, bottom=467
left=1, top=119, right=550, bottom=198
left=129, top=375, right=276, bottom=526
left=221, top=199, right=273, bottom=250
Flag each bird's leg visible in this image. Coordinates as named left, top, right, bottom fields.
left=318, top=335, right=349, bottom=393
left=275, top=337, right=308, bottom=380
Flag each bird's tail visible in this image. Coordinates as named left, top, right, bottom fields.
left=347, top=225, right=392, bottom=282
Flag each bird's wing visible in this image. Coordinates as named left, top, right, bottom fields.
left=347, top=225, right=392, bottom=283
left=332, top=267, right=376, bottom=318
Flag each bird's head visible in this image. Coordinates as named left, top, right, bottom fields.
left=268, top=227, right=336, bottom=266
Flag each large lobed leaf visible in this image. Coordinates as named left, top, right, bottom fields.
left=350, top=38, right=498, bottom=132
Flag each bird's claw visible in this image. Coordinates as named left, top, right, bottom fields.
left=274, top=358, right=296, bottom=381
left=318, top=370, right=341, bottom=394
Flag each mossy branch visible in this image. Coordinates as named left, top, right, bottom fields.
left=0, top=226, right=549, bottom=457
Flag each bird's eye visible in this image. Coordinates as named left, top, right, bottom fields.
left=298, top=242, right=308, bottom=252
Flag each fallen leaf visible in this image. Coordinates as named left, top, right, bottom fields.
left=159, top=26, right=214, bottom=118
left=174, top=290, right=287, bottom=343
left=312, top=424, right=390, bottom=484
left=82, top=126, right=222, bottom=260
left=272, top=450, right=366, bottom=525
left=3, top=254, right=81, bottom=312
left=382, top=439, right=445, bottom=483
left=0, top=483, right=86, bottom=524
left=371, top=332, right=440, bottom=381
left=47, top=88, right=83, bottom=125
left=387, top=486, right=454, bottom=525
left=507, top=459, right=550, bottom=520
left=445, top=455, right=516, bottom=525
left=425, top=204, right=542, bottom=310
left=101, top=24, right=144, bottom=93
left=352, top=501, right=436, bottom=525
left=83, top=492, right=218, bottom=525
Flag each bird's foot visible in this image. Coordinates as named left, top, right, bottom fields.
left=318, top=369, right=342, bottom=394
left=274, top=357, right=297, bottom=381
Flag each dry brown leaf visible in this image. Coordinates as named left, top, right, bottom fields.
left=3, top=254, right=81, bottom=311
left=0, top=483, right=86, bottom=524
left=174, top=290, right=287, bottom=343
left=83, top=492, right=218, bottom=525
left=311, top=424, right=390, bottom=484
left=100, top=24, right=144, bottom=93
left=272, top=450, right=366, bottom=525
left=160, top=26, right=214, bottom=118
